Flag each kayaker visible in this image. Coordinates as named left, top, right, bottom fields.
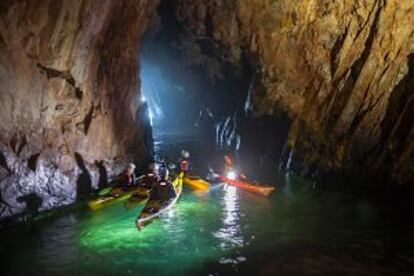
left=178, top=150, right=190, bottom=174
left=223, top=155, right=233, bottom=175
left=118, top=163, right=136, bottom=190
left=138, top=162, right=159, bottom=189
left=149, top=165, right=176, bottom=201
left=223, top=155, right=246, bottom=180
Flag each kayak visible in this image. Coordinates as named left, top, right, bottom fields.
left=136, top=172, right=184, bottom=230
left=124, top=188, right=150, bottom=210
left=218, top=176, right=275, bottom=197
left=183, top=175, right=210, bottom=191
left=88, top=186, right=145, bottom=210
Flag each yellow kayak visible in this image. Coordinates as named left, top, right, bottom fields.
left=183, top=176, right=210, bottom=191
left=136, top=173, right=184, bottom=230
left=88, top=186, right=146, bottom=210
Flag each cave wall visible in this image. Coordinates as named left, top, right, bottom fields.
left=174, top=0, right=414, bottom=188
left=0, top=0, right=158, bottom=219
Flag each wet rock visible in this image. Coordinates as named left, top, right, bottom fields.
left=0, top=0, right=159, bottom=220
left=173, top=0, right=414, bottom=188
left=0, top=150, right=74, bottom=218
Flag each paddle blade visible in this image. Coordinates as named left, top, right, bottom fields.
left=98, top=187, right=112, bottom=196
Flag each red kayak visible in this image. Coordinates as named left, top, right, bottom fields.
left=218, top=176, right=275, bottom=197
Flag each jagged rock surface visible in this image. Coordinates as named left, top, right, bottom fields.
left=173, top=0, right=414, bottom=188
left=0, top=0, right=158, bottom=220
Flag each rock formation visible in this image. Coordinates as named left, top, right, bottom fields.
left=1, top=0, right=413, bottom=221
left=0, top=0, right=158, bottom=220
left=172, top=0, right=414, bottom=189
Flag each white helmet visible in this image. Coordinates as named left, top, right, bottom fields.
left=181, top=150, right=190, bottom=159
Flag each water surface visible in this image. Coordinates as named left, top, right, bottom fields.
left=1, top=133, right=413, bottom=275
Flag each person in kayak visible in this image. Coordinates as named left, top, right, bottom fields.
left=118, top=163, right=136, bottom=190
left=223, top=155, right=246, bottom=180
left=224, top=155, right=234, bottom=175
left=149, top=165, right=176, bottom=201
left=138, top=162, right=159, bottom=189
left=177, top=150, right=191, bottom=174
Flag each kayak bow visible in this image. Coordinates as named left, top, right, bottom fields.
left=218, top=176, right=275, bottom=197
left=183, top=175, right=210, bottom=191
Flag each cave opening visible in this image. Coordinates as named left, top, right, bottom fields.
left=139, top=0, right=291, bottom=182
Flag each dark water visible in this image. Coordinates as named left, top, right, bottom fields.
left=1, top=132, right=413, bottom=275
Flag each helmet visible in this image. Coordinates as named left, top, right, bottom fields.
left=128, top=163, right=136, bottom=170
left=181, top=150, right=190, bottom=159
left=147, top=162, right=156, bottom=172
left=158, top=164, right=169, bottom=180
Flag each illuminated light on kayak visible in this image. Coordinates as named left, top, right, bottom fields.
left=227, top=171, right=237, bottom=180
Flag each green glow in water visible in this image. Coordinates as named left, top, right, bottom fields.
left=2, top=175, right=409, bottom=275
left=77, top=193, right=233, bottom=274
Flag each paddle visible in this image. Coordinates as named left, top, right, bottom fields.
left=98, top=187, right=112, bottom=196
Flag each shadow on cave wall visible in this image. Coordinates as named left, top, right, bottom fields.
left=380, top=54, right=414, bottom=177
left=74, top=152, right=92, bottom=200
left=95, top=160, right=108, bottom=190
left=16, top=192, right=42, bottom=221
left=27, top=153, right=40, bottom=172
left=0, top=150, right=11, bottom=217
left=0, top=190, right=11, bottom=217
left=0, top=150, right=11, bottom=174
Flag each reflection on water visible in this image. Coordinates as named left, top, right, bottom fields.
left=214, top=185, right=243, bottom=250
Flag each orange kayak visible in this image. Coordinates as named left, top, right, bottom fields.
left=218, top=176, right=275, bottom=197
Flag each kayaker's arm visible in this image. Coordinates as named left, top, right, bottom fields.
left=135, top=175, right=146, bottom=185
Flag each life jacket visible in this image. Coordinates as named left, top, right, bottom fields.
left=151, top=180, right=176, bottom=200
left=120, top=172, right=135, bottom=186
left=140, top=172, right=158, bottom=188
